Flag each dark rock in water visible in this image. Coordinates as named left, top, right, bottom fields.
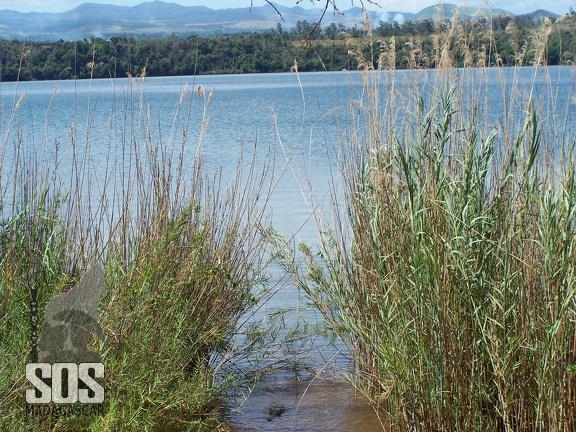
left=266, top=404, right=286, bottom=421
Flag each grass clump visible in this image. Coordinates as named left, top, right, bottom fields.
left=293, top=14, right=576, bottom=429
left=301, top=76, right=576, bottom=430
left=97, top=167, right=269, bottom=431
left=0, top=77, right=272, bottom=431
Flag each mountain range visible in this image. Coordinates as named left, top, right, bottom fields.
left=0, top=1, right=559, bottom=41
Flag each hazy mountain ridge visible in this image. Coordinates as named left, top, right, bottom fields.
left=413, top=4, right=510, bottom=20
left=0, top=1, right=559, bottom=41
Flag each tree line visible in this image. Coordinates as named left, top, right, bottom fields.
left=0, top=31, right=353, bottom=81
left=0, top=14, right=574, bottom=82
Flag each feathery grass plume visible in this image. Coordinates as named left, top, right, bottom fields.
left=402, top=38, right=430, bottom=70
left=454, top=17, right=473, bottom=68
left=290, top=59, right=299, bottom=72
left=437, top=13, right=457, bottom=69
left=530, top=17, right=555, bottom=67
left=377, top=37, right=395, bottom=71
left=346, top=13, right=378, bottom=71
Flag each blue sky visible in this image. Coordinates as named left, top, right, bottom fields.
left=0, top=0, right=572, bottom=15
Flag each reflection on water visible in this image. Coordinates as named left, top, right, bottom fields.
left=231, top=371, right=384, bottom=432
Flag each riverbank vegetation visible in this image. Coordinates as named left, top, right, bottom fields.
left=0, top=77, right=279, bottom=430
left=1, top=6, right=576, bottom=431
left=0, top=9, right=575, bottom=81
left=292, top=15, right=576, bottom=432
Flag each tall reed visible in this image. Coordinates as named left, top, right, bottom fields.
left=298, top=13, right=576, bottom=431
left=0, top=72, right=274, bottom=431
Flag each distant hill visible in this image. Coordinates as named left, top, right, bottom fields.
left=412, top=3, right=512, bottom=21
left=519, top=9, right=560, bottom=21
left=0, top=1, right=560, bottom=41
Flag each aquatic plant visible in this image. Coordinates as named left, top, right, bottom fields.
left=297, top=13, right=576, bottom=431
left=0, top=73, right=274, bottom=431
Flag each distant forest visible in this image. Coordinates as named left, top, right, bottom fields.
left=1, top=12, right=575, bottom=81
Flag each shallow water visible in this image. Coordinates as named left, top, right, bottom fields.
left=230, top=371, right=384, bottom=432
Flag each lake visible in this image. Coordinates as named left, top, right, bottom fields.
left=2, top=66, right=574, bottom=230
left=2, top=66, right=574, bottom=431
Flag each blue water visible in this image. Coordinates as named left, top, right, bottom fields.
left=2, top=66, right=575, bottom=431
left=2, top=67, right=574, bottom=226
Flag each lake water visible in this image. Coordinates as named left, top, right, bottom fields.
left=2, top=66, right=575, bottom=431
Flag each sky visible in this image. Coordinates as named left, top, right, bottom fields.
left=0, top=0, right=572, bottom=16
